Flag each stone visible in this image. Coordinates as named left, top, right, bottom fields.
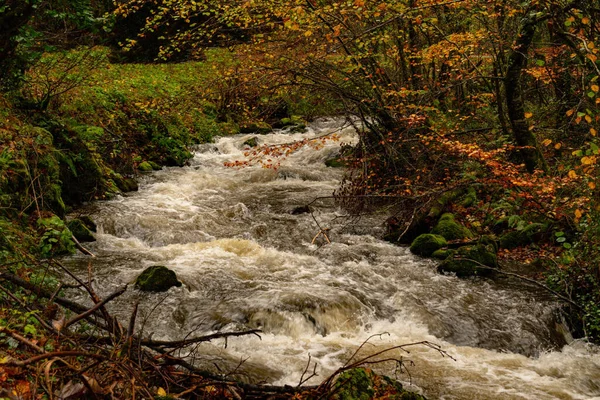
left=499, top=223, right=547, bottom=249
left=242, top=136, right=259, bottom=148
left=431, top=213, right=474, bottom=241
left=67, top=219, right=96, bottom=242
left=437, top=244, right=498, bottom=277
left=410, top=234, right=447, bottom=257
left=79, top=215, right=97, bottom=232
left=291, top=205, right=310, bottom=215
left=135, top=265, right=182, bottom=292
left=138, top=161, right=153, bottom=172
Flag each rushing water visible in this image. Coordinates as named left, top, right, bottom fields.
left=65, top=119, right=600, bottom=399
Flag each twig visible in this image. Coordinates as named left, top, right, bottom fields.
left=71, top=235, right=95, bottom=257
left=2, top=351, right=105, bottom=367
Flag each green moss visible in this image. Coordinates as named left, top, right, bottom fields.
left=242, top=137, right=259, bottom=148
left=333, top=368, right=426, bottom=400
left=79, top=216, right=97, bottom=232
left=432, top=249, right=453, bottom=260
left=148, top=161, right=162, bottom=170
left=431, top=213, right=474, bottom=241
left=437, top=244, right=497, bottom=277
left=138, top=161, right=153, bottom=172
left=410, top=234, right=448, bottom=257
left=67, top=219, right=96, bottom=243
left=499, top=223, right=547, bottom=249
left=135, top=265, right=182, bottom=292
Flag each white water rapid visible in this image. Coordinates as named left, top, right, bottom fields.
left=65, top=119, right=600, bottom=399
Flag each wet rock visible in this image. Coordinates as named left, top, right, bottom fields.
left=137, top=161, right=153, bottom=172
left=432, top=249, right=452, bottom=260
left=431, top=213, right=474, bottom=241
left=410, top=234, right=447, bottom=257
left=291, top=205, right=310, bottom=215
left=135, top=265, right=182, bottom=292
left=437, top=244, right=497, bottom=277
left=67, top=219, right=96, bottom=243
left=324, top=157, right=346, bottom=168
left=79, top=215, right=97, bottom=232
left=242, top=136, right=259, bottom=148
left=148, top=161, right=162, bottom=170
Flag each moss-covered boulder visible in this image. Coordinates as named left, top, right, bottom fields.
left=431, top=213, right=474, bottom=241
left=242, top=136, right=259, bottom=148
left=499, top=223, right=547, bottom=249
left=79, top=215, right=97, bottom=232
left=138, top=161, right=153, bottom=172
left=410, top=234, right=448, bottom=257
left=432, top=249, right=453, bottom=260
left=148, top=161, right=162, bottom=171
left=333, top=368, right=426, bottom=400
left=135, top=266, right=182, bottom=292
left=437, top=244, right=497, bottom=277
left=67, top=219, right=96, bottom=243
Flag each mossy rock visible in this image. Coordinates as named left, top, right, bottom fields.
left=437, top=244, right=497, bottom=277
left=138, top=161, right=153, bottom=172
left=67, top=219, right=96, bottom=243
left=79, top=215, right=97, bottom=232
left=148, top=161, right=162, bottom=170
left=239, top=122, right=272, bottom=134
left=431, top=213, right=474, bottom=241
left=242, top=136, right=259, bottom=148
left=432, top=249, right=453, bottom=260
left=333, top=368, right=425, bottom=400
left=461, top=186, right=477, bottom=207
left=410, top=234, right=447, bottom=257
left=112, top=173, right=139, bottom=193
left=135, top=266, right=182, bottom=292
left=499, top=223, right=547, bottom=249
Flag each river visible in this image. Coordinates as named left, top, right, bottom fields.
left=64, top=119, right=600, bottom=399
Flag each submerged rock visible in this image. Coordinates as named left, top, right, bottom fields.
left=67, top=219, right=96, bottom=243
left=410, top=234, right=447, bottom=257
left=135, top=265, right=182, bottom=292
left=242, top=136, right=259, bottom=148
left=437, top=244, right=498, bottom=277
left=240, top=122, right=272, bottom=134
left=291, top=205, right=310, bottom=215
left=78, top=215, right=97, bottom=232
left=431, top=213, right=473, bottom=241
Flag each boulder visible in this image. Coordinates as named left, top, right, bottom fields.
left=499, top=223, right=547, bottom=249
left=79, top=215, right=97, bottom=232
left=432, top=249, right=452, bottom=260
left=138, top=161, right=153, bottom=172
left=431, top=213, right=474, bottom=241
left=410, top=234, right=447, bottom=257
left=437, top=244, right=497, bottom=277
left=67, top=219, right=96, bottom=243
left=148, top=161, right=162, bottom=170
left=242, top=136, right=259, bottom=148
left=135, top=266, right=182, bottom=292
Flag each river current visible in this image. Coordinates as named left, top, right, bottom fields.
left=65, top=119, right=600, bottom=399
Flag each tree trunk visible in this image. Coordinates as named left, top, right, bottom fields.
left=504, top=17, right=548, bottom=173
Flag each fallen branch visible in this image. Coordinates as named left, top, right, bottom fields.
left=64, top=285, right=127, bottom=330
left=141, top=329, right=262, bottom=348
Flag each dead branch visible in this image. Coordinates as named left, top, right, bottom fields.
left=64, top=285, right=127, bottom=330
left=141, top=329, right=262, bottom=348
